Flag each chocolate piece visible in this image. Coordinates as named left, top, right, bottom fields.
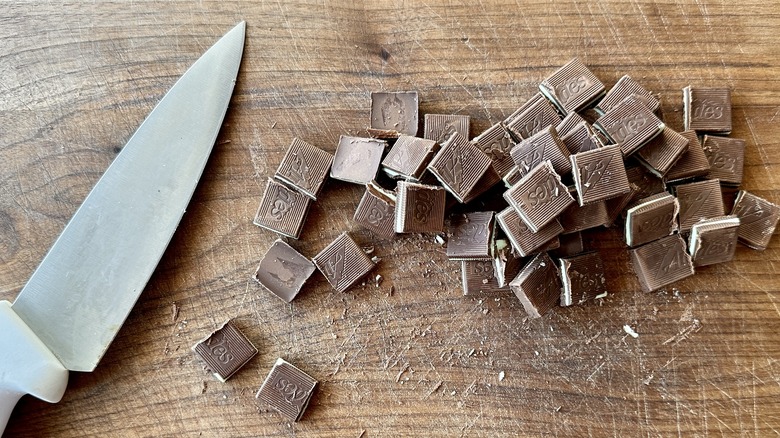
left=683, top=86, right=732, bottom=133
left=556, top=112, right=588, bottom=137
left=570, top=144, right=631, bottom=205
left=509, top=252, right=561, bottom=318
left=510, top=125, right=572, bottom=179
left=312, top=232, right=375, bottom=292
left=604, top=183, right=640, bottom=227
left=558, top=197, right=609, bottom=234
left=675, top=179, right=725, bottom=233
left=331, top=135, right=387, bottom=184
left=381, top=135, right=439, bottom=181
left=626, top=165, right=666, bottom=201
left=256, top=358, right=317, bottom=422
left=369, top=91, right=419, bottom=138
left=461, top=260, right=505, bottom=295
left=496, top=206, right=563, bottom=257
left=505, top=96, right=562, bottom=140
left=560, top=121, right=604, bottom=154
left=192, top=321, right=258, bottom=382
left=731, top=190, right=780, bottom=250
left=472, top=122, right=516, bottom=177
left=461, top=165, right=502, bottom=203
left=502, top=166, right=523, bottom=188
left=664, top=130, right=711, bottom=182
left=539, top=58, right=606, bottom=114
left=427, top=132, right=493, bottom=203
left=702, top=135, right=745, bottom=186
left=275, top=138, right=333, bottom=200
left=254, top=240, right=317, bottom=302
left=594, top=96, right=665, bottom=156
left=493, top=240, right=524, bottom=287
left=447, top=211, right=495, bottom=260
left=504, top=92, right=545, bottom=125
left=353, top=181, right=396, bottom=239
left=504, top=160, right=574, bottom=232
left=395, top=181, right=447, bottom=233
left=635, top=127, right=689, bottom=177
left=625, top=193, right=680, bottom=247
left=597, top=75, right=659, bottom=113
left=253, top=178, right=312, bottom=239
left=424, top=114, right=470, bottom=143
left=559, top=252, right=607, bottom=306
left=689, top=215, right=740, bottom=266
left=550, top=231, right=584, bottom=258
left=629, top=234, right=695, bottom=292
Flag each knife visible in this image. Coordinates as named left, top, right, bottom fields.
left=0, top=22, right=246, bottom=435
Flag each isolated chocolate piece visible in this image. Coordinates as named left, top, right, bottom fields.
left=381, top=135, right=439, bottom=181
left=254, top=240, right=316, bottom=303
left=539, top=58, right=606, bottom=114
left=472, top=122, right=516, bottom=177
left=559, top=251, right=607, bottom=306
left=256, top=358, right=318, bottom=422
left=312, top=232, right=375, bottom=292
left=505, top=96, right=562, bottom=140
left=626, top=165, right=666, bottom=201
left=665, top=130, right=711, bottom=182
left=629, top=234, right=695, bottom=292
left=253, top=178, right=312, bottom=239
left=675, top=179, right=725, bottom=233
left=275, top=138, right=333, bottom=200
left=683, top=86, right=732, bottom=133
left=570, top=144, right=631, bottom=205
left=731, top=190, right=780, bottom=250
left=556, top=111, right=588, bottom=137
left=702, top=135, right=745, bottom=186
left=551, top=231, right=584, bottom=258
left=369, top=91, right=419, bottom=137
left=597, top=75, right=659, bottom=113
left=594, top=96, right=665, bottom=156
left=625, top=193, right=680, bottom=247
left=560, top=121, right=604, bottom=154
left=496, top=206, right=563, bottom=257
left=636, top=127, right=689, bottom=177
left=558, top=198, right=609, bottom=234
left=510, top=125, right=572, bottom=179
left=461, top=260, right=505, bottom=295
left=353, top=181, right=396, bottom=239
left=395, top=181, right=447, bottom=233
left=424, top=114, right=470, bottom=143
left=331, top=135, right=387, bottom=184
left=493, top=240, right=524, bottom=287
left=427, top=132, right=493, bottom=203
left=447, top=211, right=495, bottom=260
left=504, top=160, right=574, bottom=232
left=509, top=252, right=561, bottom=319
left=689, top=215, right=740, bottom=267
left=192, top=321, right=258, bottom=383
left=504, top=92, right=546, bottom=125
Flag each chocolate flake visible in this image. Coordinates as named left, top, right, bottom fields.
left=253, top=178, right=312, bottom=239
left=254, top=240, right=316, bottom=302
left=312, top=232, right=375, bottom=292
left=629, top=234, right=695, bottom=292
left=509, top=252, right=561, bottom=318
left=594, top=96, right=665, bottom=156
left=331, top=135, right=387, bottom=184
left=570, top=144, right=631, bottom=205
left=689, top=215, right=740, bottom=266
left=424, top=114, right=470, bottom=143
left=395, top=181, right=447, bottom=233
left=504, top=161, right=574, bottom=232
left=624, top=193, right=680, bottom=247
left=256, top=358, right=318, bottom=422
left=683, top=86, right=732, bottom=134
left=559, top=251, right=607, bottom=306
left=353, top=181, right=397, bottom=239
left=193, top=320, right=258, bottom=382
left=369, top=91, right=419, bottom=138
left=447, top=211, right=495, bottom=260
left=539, top=58, right=606, bottom=114
left=702, top=135, right=745, bottom=186
left=381, top=135, right=439, bottom=181
left=275, top=138, right=333, bottom=200
left=675, top=179, right=725, bottom=233
left=731, top=190, right=780, bottom=250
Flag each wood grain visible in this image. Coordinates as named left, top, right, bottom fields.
left=2, top=1, right=780, bottom=436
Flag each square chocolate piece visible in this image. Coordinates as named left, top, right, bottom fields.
left=505, top=96, right=562, bottom=140
left=503, top=160, right=574, bottom=232
left=509, top=125, right=572, bottom=179
left=424, top=114, right=470, bottom=143
left=395, top=181, right=447, bottom=233
left=689, top=215, right=740, bottom=267
left=275, top=138, right=333, bottom=200
left=683, top=86, right=732, bottom=133
left=353, top=181, right=396, bottom=239
left=635, top=127, right=689, bottom=177
left=509, top=252, right=562, bottom=319
left=731, top=190, right=780, bottom=250
left=597, top=75, right=659, bottom=114
left=427, top=132, right=493, bottom=203
left=539, top=58, right=606, bottom=114
left=472, top=122, right=517, bottom=177
left=192, top=321, right=258, bottom=382
left=256, top=358, right=317, bottom=422
left=381, top=135, right=439, bottom=181
left=702, top=135, right=745, bottom=186
left=253, top=178, right=312, bottom=239
left=369, top=91, right=419, bottom=138
left=504, top=92, right=546, bottom=125
left=570, top=144, right=631, bottom=206
left=461, top=166, right=502, bottom=204
left=447, top=211, right=494, bottom=260
left=559, top=252, right=607, bottom=307
left=560, top=121, right=604, bottom=154
left=625, top=193, right=680, bottom=247
left=496, top=206, right=563, bottom=257
left=558, top=198, right=609, bottom=234
left=313, top=232, right=375, bottom=292
left=675, top=179, right=725, bottom=233
left=556, top=111, right=588, bottom=137
left=664, top=130, right=711, bottom=182
left=461, top=260, right=505, bottom=295
left=626, top=165, right=666, bottom=201
left=594, top=96, right=665, bottom=156
left=331, top=135, right=387, bottom=184
left=254, top=240, right=316, bottom=303
left=629, top=234, right=695, bottom=293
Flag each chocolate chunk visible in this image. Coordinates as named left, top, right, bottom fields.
left=256, top=358, right=318, bottom=422
left=675, top=179, right=725, bottom=233
left=461, top=166, right=502, bottom=204
left=604, top=183, right=640, bottom=227
left=539, top=58, right=606, bottom=114
left=395, top=181, right=447, bottom=233
left=550, top=231, right=585, bottom=258
left=560, top=121, right=605, bottom=154
left=472, top=122, right=516, bottom=177
left=353, top=181, right=396, bottom=239
left=626, top=165, right=666, bottom=201
left=192, top=321, right=258, bottom=382
left=424, top=114, right=470, bottom=143
left=597, top=75, right=659, bottom=114
left=664, top=130, right=711, bottom=182
left=427, top=132, right=493, bottom=203
left=504, top=161, right=574, bottom=232
left=559, top=251, right=607, bottom=306
left=502, top=166, right=523, bottom=188
left=689, top=215, right=740, bottom=266
left=312, top=232, right=375, bottom=292
left=493, top=240, right=524, bottom=287
left=625, top=193, right=680, bottom=247
left=254, top=240, right=316, bottom=302
left=381, top=135, right=439, bottom=181
left=461, top=260, right=505, bottom=295
left=683, top=86, right=732, bottom=133
left=702, top=135, right=745, bottom=186
left=369, top=91, right=419, bottom=138
left=253, top=178, right=312, bottom=239
left=331, top=135, right=387, bottom=184
left=558, top=197, right=609, bottom=234
left=505, top=96, right=562, bottom=140
left=504, top=92, right=546, bottom=125
left=510, top=125, right=572, bottom=179
left=594, top=96, right=665, bottom=156
left=447, top=211, right=495, bottom=260
left=509, top=252, right=561, bottom=318
left=496, top=206, right=563, bottom=257
left=731, top=190, right=780, bottom=250
left=556, top=112, right=588, bottom=137
left=570, top=144, right=631, bottom=205
left=629, top=234, right=695, bottom=292
left=635, top=127, right=689, bottom=177
left=275, top=138, right=333, bottom=200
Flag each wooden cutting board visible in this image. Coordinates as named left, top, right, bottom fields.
left=2, top=1, right=779, bottom=436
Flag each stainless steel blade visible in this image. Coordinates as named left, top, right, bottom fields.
left=11, top=22, right=246, bottom=372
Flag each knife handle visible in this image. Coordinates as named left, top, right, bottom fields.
left=0, top=301, right=69, bottom=436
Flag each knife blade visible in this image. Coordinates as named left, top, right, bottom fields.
left=0, top=22, right=245, bottom=434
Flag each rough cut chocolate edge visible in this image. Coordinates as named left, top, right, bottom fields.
left=427, top=132, right=493, bottom=202
left=556, top=112, right=588, bottom=137
left=447, top=211, right=495, bottom=260
left=702, top=135, right=746, bottom=186
left=629, top=234, right=695, bottom=293
left=594, top=96, right=665, bottom=156
left=503, top=160, right=574, bottom=233
left=312, top=232, right=375, bottom=292
left=256, top=358, right=318, bottom=422
left=395, top=181, right=447, bottom=233
left=461, top=260, right=506, bottom=295
left=570, top=144, right=631, bottom=206
left=381, top=135, right=439, bottom=180
left=689, top=215, right=740, bottom=267
left=275, top=138, right=333, bottom=200
left=683, top=86, right=732, bottom=133
left=510, top=125, right=572, bottom=178
left=505, top=97, right=562, bottom=140
left=509, top=252, right=561, bottom=318
left=665, top=130, right=711, bottom=182
left=254, top=240, right=317, bottom=303
left=559, top=251, right=607, bottom=307
left=597, top=75, right=659, bottom=113
left=636, top=127, right=689, bottom=177
left=330, top=135, right=387, bottom=184
left=253, top=178, right=312, bottom=239
left=731, top=190, right=780, bottom=250
left=675, top=179, right=725, bottom=233
left=625, top=193, right=679, bottom=247
left=424, top=114, right=470, bottom=143
left=472, top=122, right=516, bottom=177
left=192, top=320, right=258, bottom=383
left=370, top=91, right=419, bottom=137
left=539, top=58, right=606, bottom=114
left=353, top=181, right=397, bottom=239
left=496, top=206, right=563, bottom=257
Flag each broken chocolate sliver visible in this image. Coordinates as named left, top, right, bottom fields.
left=630, top=234, right=695, bottom=292
left=353, top=181, right=397, bottom=239
left=424, top=114, right=470, bottom=143
left=427, top=132, right=493, bottom=203
left=253, top=178, right=312, bottom=239
left=683, top=86, right=732, bottom=134
left=689, top=215, right=740, bottom=267
left=369, top=91, right=419, bottom=138
left=624, top=193, right=679, bottom=247
left=509, top=252, right=561, bottom=319
left=381, top=135, right=439, bottom=181
left=675, top=179, right=725, bottom=233
left=594, top=96, right=665, bottom=156
left=254, top=240, right=316, bottom=303
left=702, top=135, right=745, bottom=186
left=256, top=358, right=318, bottom=422
left=312, top=232, right=375, bottom=292
left=192, top=320, right=258, bottom=383
left=331, top=135, right=387, bottom=184
left=395, top=181, right=447, bottom=233
left=503, top=160, right=574, bottom=232
left=539, top=58, right=606, bottom=114
left=275, top=138, right=333, bottom=200
left=447, top=211, right=495, bottom=260
left=559, top=251, right=607, bottom=306
left=731, top=190, right=780, bottom=250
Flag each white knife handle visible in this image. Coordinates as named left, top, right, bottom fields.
left=0, top=301, right=69, bottom=436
